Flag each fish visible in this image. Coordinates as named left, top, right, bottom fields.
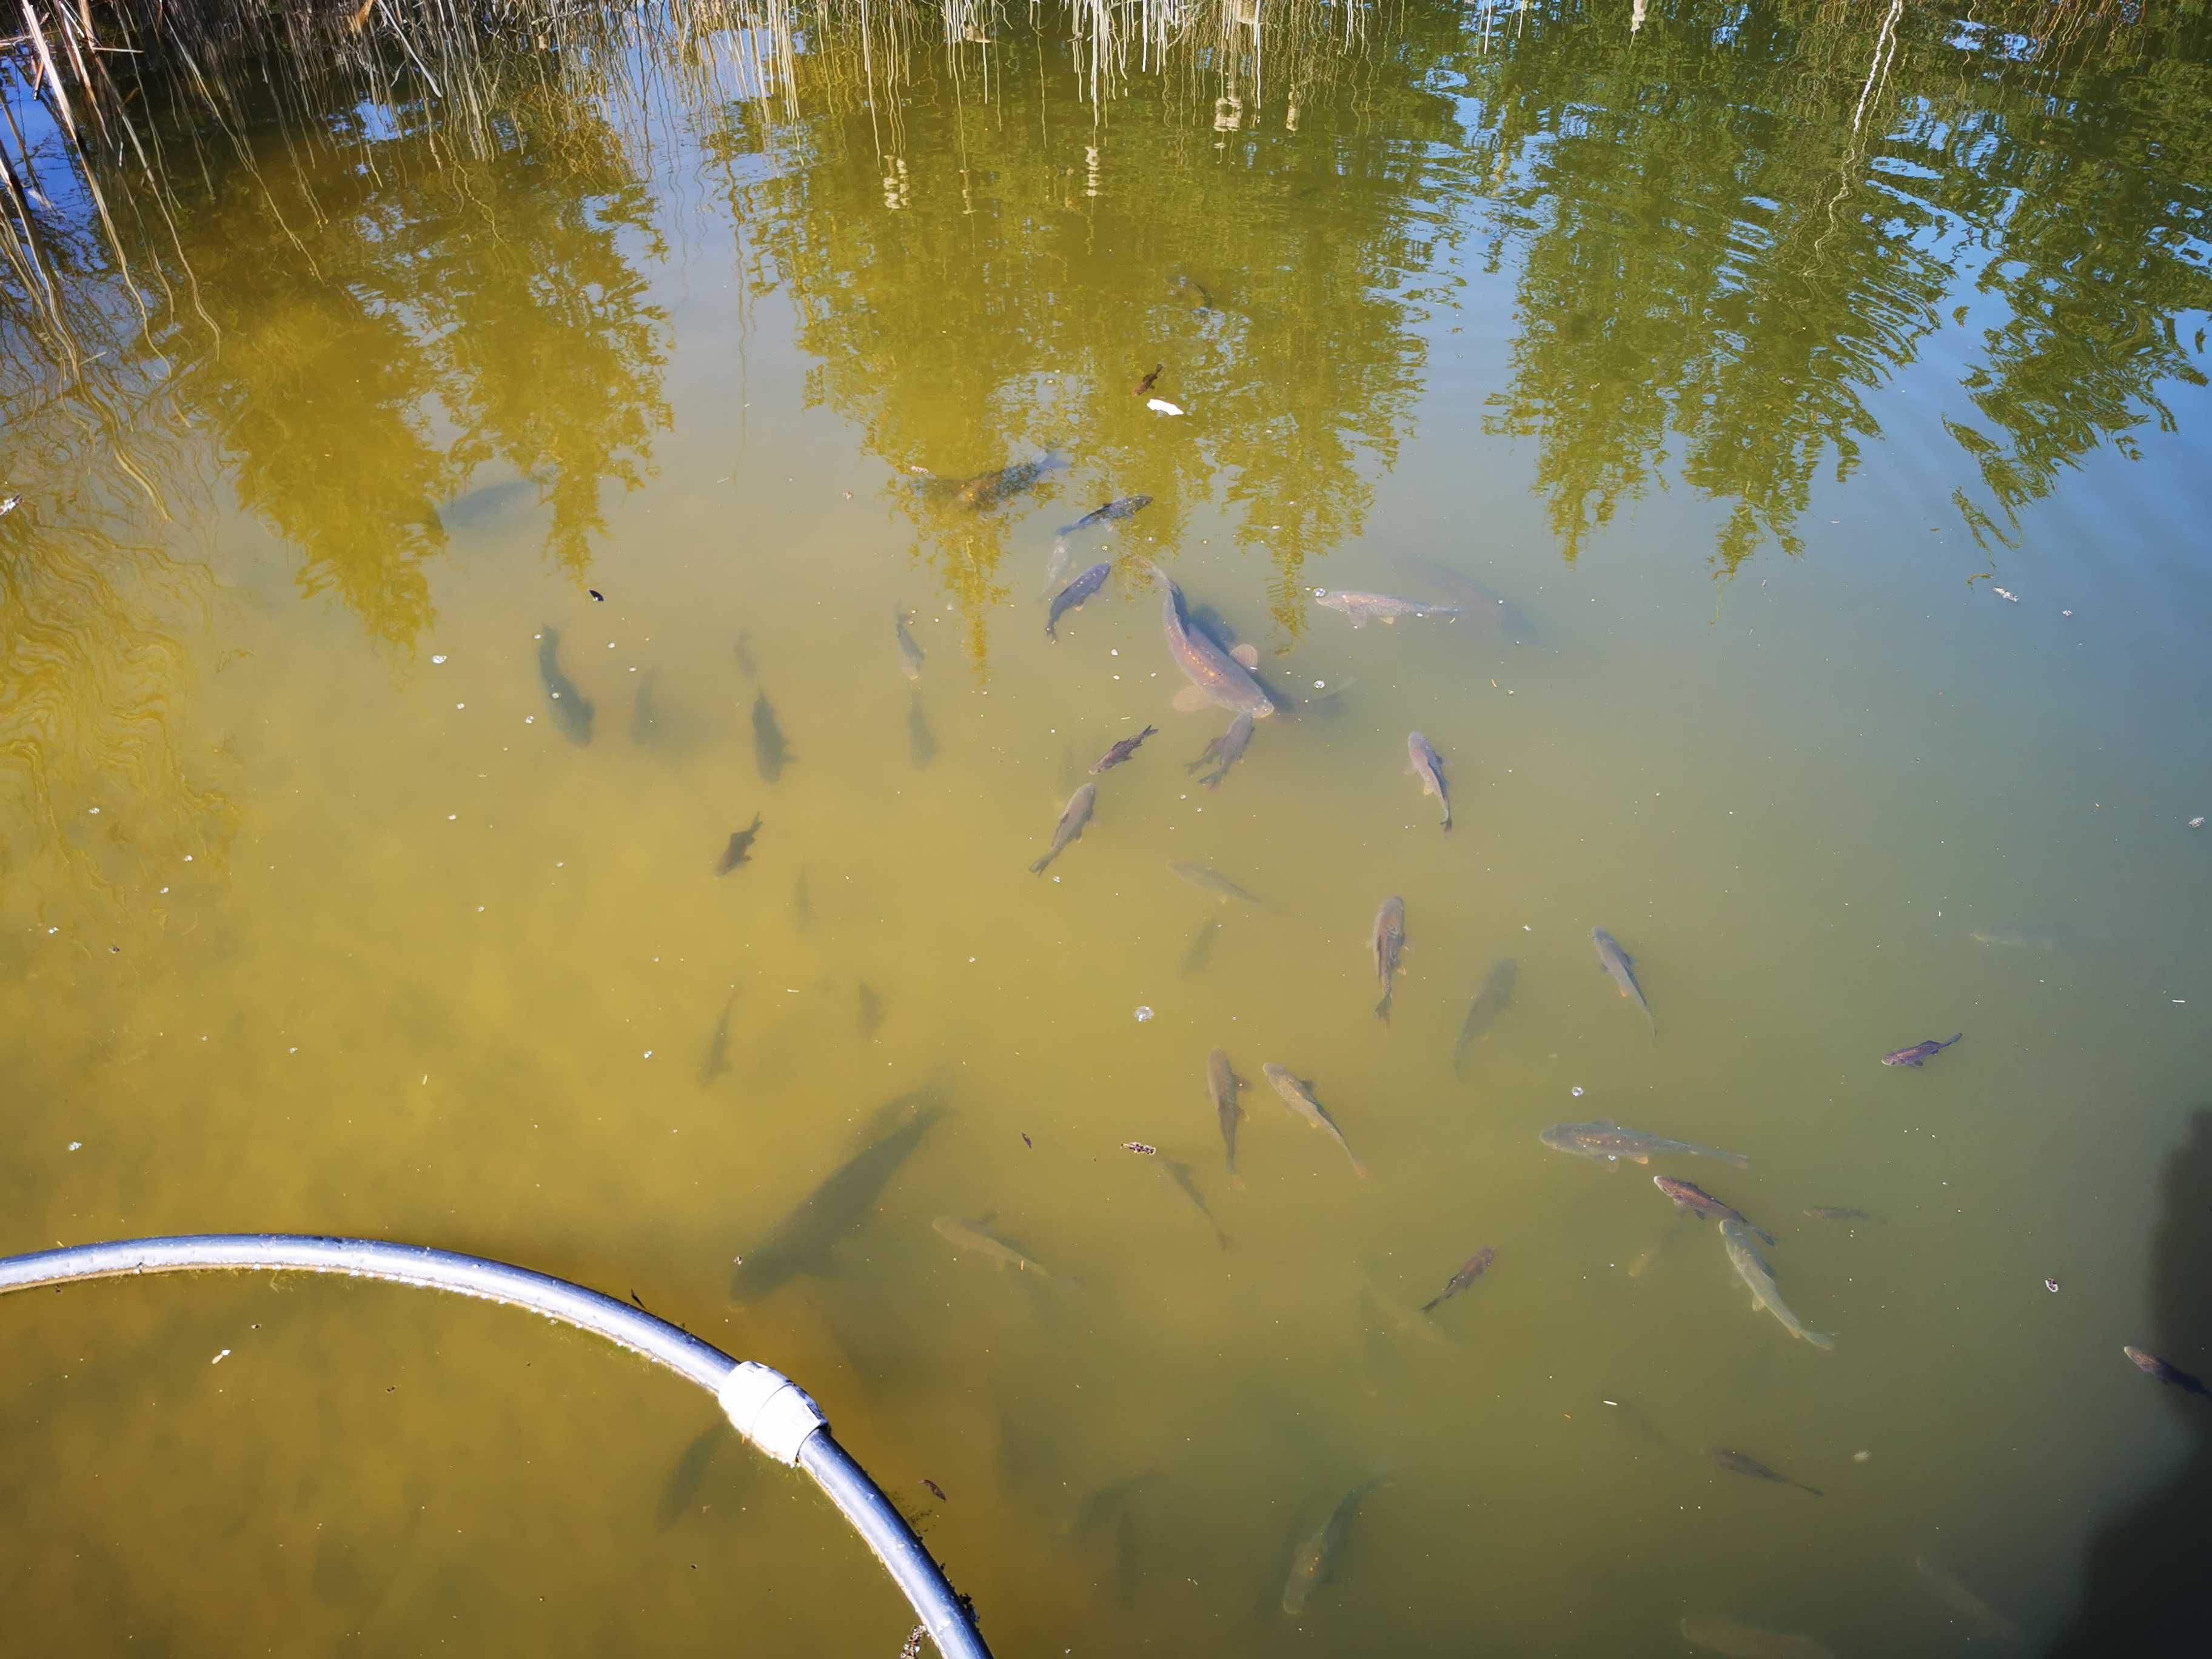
left=1721, top=1219, right=1835, bottom=1349
left=1453, top=959, right=1518, bottom=1075
left=1170, top=862, right=1264, bottom=907
left=1133, top=364, right=1163, bottom=397
left=954, top=452, right=1065, bottom=511
left=629, top=668, right=662, bottom=745
left=1207, top=1049, right=1247, bottom=1179
left=656, top=1425, right=724, bottom=1528
left=1281, top=1473, right=1389, bottom=1617
left=1678, top=1614, right=1835, bottom=1659
left=1590, top=928, right=1654, bottom=1036
left=1154, top=1154, right=1229, bottom=1249
left=1315, top=589, right=1464, bottom=628
left=1882, top=1033, right=1962, bottom=1067
left=1803, top=1205, right=1875, bottom=1223
left=1395, top=555, right=1537, bottom=639
left=857, top=982, right=884, bottom=1039
left=435, top=475, right=541, bottom=531
left=1707, top=1446, right=1823, bottom=1496
left=1966, top=930, right=2058, bottom=951
left=932, top=1215, right=1059, bottom=1281
left=1361, top=1279, right=1452, bottom=1348
left=1030, top=782, right=1097, bottom=875
left=1059, top=495, right=1151, bottom=535
left=536, top=628, right=595, bottom=744
left=2123, top=1345, right=2211, bottom=1396
left=730, top=1090, right=946, bottom=1301
left=1188, top=711, right=1255, bottom=789
left=1540, top=1121, right=1748, bottom=1167
left=1145, top=565, right=1275, bottom=719
left=1419, top=1246, right=1495, bottom=1314
left=733, top=632, right=757, bottom=679
left=1261, top=1064, right=1367, bottom=1178
left=1068, top=1469, right=1153, bottom=1539
left=752, top=691, right=792, bottom=782
left=1371, top=896, right=1407, bottom=1023
left=1170, top=273, right=1213, bottom=310
left=1178, top=919, right=1221, bottom=978
left=1914, top=1555, right=2024, bottom=1643
left=907, top=692, right=937, bottom=768
left=1654, top=1176, right=1776, bottom=1245
left=1046, top=562, right=1112, bottom=640
left=1090, top=725, right=1158, bottom=774
left=698, top=993, right=734, bottom=1086
left=716, top=814, right=763, bottom=876
left=894, top=609, right=926, bottom=679
left=1406, top=732, right=1450, bottom=830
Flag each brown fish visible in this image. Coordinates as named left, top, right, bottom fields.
left=1654, top=1176, right=1775, bottom=1245
left=1406, top=732, right=1450, bottom=830
left=1030, top=783, right=1097, bottom=875
left=716, top=814, right=763, bottom=875
left=1261, top=1064, right=1367, bottom=1178
left=2125, top=1345, right=2211, bottom=1397
left=1134, top=363, right=1163, bottom=397
left=1141, top=563, right=1275, bottom=719
left=1188, top=711, right=1256, bottom=789
left=1207, top=1048, right=1248, bottom=1182
left=1090, top=726, right=1158, bottom=774
left=1371, top=896, right=1407, bottom=1023
left=1419, top=1246, right=1495, bottom=1314
left=1707, top=1446, right=1822, bottom=1496
left=1882, top=1033, right=1962, bottom=1067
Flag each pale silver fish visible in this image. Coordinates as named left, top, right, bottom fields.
left=1679, top=1614, right=1835, bottom=1659
left=1262, top=1064, right=1367, bottom=1178
left=1540, top=1121, right=1748, bottom=1167
left=1371, top=896, right=1407, bottom=1024
left=1031, top=783, right=1097, bottom=875
left=1315, top=589, right=1464, bottom=628
left=1282, top=1473, right=1390, bottom=1616
left=1591, top=928, right=1654, bottom=1037
left=894, top=608, right=926, bottom=679
left=1170, top=862, right=1265, bottom=907
left=1914, top=1555, right=2023, bottom=1644
left=932, top=1215, right=1058, bottom=1281
left=1721, top=1219, right=1835, bottom=1349
left=1406, top=732, right=1450, bottom=830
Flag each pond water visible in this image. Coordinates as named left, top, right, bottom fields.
left=5, top=3, right=2212, bottom=1654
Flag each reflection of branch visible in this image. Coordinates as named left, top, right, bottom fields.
left=1850, top=0, right=1902, bottom=135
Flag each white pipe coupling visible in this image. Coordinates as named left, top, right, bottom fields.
left=716, top=1361, right=828, bottom=1464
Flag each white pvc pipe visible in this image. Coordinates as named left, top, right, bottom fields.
left=0, top=1234, right=991, bottom=1659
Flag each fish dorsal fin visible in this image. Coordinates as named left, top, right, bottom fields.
left=1230, top=643, right=1260, bottom=669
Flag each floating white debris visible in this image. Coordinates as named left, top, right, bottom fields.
left=212, top=1349, right=230, bottom=1365
left=1146, top=398, right=1185, bottom=417
left=432, top=654, right=448, bottom=664
left=67, top=1141, right=81, bottom=1151
left=1134, top=1006, right=1155, bottom=1022
left=1571, top=1085, right=1586, bottom=1098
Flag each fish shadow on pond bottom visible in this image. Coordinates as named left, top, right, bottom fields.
left=2045, top=1107, right=2212, bottom=1655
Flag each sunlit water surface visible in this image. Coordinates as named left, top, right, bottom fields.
left=5, top=5, right=2212, bottom=1655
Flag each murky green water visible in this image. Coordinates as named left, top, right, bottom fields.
left=6, top=4, right=2212, bottom=1654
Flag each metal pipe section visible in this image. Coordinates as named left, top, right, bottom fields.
left=0, top=1235, right=991, bottom=1659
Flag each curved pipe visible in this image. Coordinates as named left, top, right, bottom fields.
left=0, top=1235, right=991, bottom=1659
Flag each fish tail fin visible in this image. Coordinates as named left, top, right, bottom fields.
left=1029, top=856, right=1050, bottom=875
left=1805, top=1330, right=1837, bottom=1350
left=1801, top=1483, right=1826, bottom=1497
left=1442, top=808, right=1452, bottom=831
left=1417, top=1295, right=1443, bottom=1315
left=1349, top=1155, right=1370, bottom=1180
left=1373, top=990, right=1392, bottom=1024
left=1945, top=1033, right=1963, bottom=1046
left=1722, top=1152, right=1748, bottom=1168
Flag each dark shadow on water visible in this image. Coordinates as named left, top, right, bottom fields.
left=2045, top=1107, right=2212, bottom=1655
